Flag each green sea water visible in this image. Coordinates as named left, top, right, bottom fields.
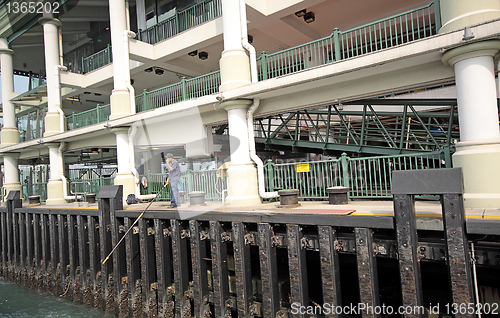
left=0, top=279, right=113, bottom=317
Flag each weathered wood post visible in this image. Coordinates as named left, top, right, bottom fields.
left=6, top=191, right=21, bottom=282
left=392, top=168, right=475, bottom=318
left=97, top=185, right=123, bottom=313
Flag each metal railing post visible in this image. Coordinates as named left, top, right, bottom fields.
left=333, top=28, right=341, bottom=61
left=265, top=160, right=275, bottom=192
left=143, top=89, right=148, bottom=111
left=181, top=77, right=187, bottom=100
left=434, top=0, right=441, bottom=32
left=341, top=153, right=350, bottom=198
left=107, top=44, right=111, bottom=63
left=260, top=52, right=268, bottom=80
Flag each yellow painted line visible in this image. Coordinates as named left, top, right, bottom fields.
left=27, top=206, right=97, bottom=210
left=350, top=212, right=500, bottom=220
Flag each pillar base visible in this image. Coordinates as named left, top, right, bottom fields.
left=225, top=162, right=261, bottom=206
left=0, top=128, right=20, bottom=146
left=3, top=182, right=22, bottom=201
left=452, top=139, right=500, bottom=208
left=109, top=90, right=132, bottom=120
left=114, top=172, right=136, bottom=204
left=44, top=112, right=63, bottom=137
left=46, top=179, right=67, bottom=205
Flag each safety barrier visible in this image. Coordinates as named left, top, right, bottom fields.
left=66, top=104, right=111, bottom=130
left=68, top=71, right=220, bottom=130
left=257, top=0, right=438, bottom=80
left=81, top=44, right=112, bottom=74
left=137, top=0, right=222, bottom=45
left=1, top=177, right=496, bottom=317
left=140, top=168, right=227, bottom=202
left=265, top=150, right=445, bottom=200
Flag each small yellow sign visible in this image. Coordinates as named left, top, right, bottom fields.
left=296, top=163, right=310, bottom=173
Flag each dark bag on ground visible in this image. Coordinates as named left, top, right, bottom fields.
left=126, top=193, right=138, bottom=205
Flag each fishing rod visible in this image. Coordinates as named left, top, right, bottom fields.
left=102, top=181, right=168, bottom=265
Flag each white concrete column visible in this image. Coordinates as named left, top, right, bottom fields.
left=439, top=0, right=500, bottom=34
left=218, top=0, right=259, bottom=205
left=39, top=17, right=64, bottom=137
left=226, top=103, right=251, bottom=164
left=442, top=41, right=500, bottom=208
left=112, top=128, right=135, bottom=203
left=46, top=143, right=66, bottom=205
left=3, top=154, right=22, bottom=197
left=109, top=0, right=132, bottom=120
left=219, top=0, right=251, bottom=92
left=0, top=38, right=20, bottom=146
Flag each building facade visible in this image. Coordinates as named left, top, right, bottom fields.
left=0, top=0, right=499, bottom=207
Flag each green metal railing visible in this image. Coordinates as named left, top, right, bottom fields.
left=265, top=151, right=445, bottom=200
left=82, top=44, right=112, bottom=74
left=68, top=71, right=220, bottom=130
left=137, top=0, right=222, bottom=45
left=70, top=176, right=114, bottom=195
left=257, top=0, right=438, bottom=80
left=140, top=168, right=226, bottom=202
left=20, top=166, right=49, bottom=201
left=66, top=104, right=111, bottom=130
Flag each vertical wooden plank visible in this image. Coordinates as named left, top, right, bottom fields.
left=171, top=219, right=190, bottom=317
left=1, top=210, right=7, bottom=276
left=355, top=227, right=380, bottom=318
left=58, top=214, right=69, bottom=297
left=140, top=218, right=157, bottom=316
left=77, top=215, right=88, bottom=304
left=233, top=222, right=253, bottom=317
left=441, top=194, right=475, bottom=313
left=49, top=213, right=59, bottom=294
left=111, top=216, right=127, bottom=316
left=67, top=214, right=77, bottom=300
left=190, top=220, right=209, bottom=318
left=26, top=213, right=34, bottom=289
left=40, top=214, right=49, bottom=291
left=210, top=220, right=230, bottom=318
left=393, top=194, right=424, bottom=317
left=318, top=226, right=342, bottom=317
left=88, top=215, right=99, bottom=307
left=155, top=219, right=173, bottom=318
left=258, top=223, right=280, bottom=318
left=6, top=202, right=14, bottom=280
left=98, top=198, right=113, bottom=313
left=125, top=217, right=142, bottom=317
left=287, top=224, right=309, bottom=317
left=19, top=213, right=26, bottom=286
left=33, top=214, right=43, bottom=289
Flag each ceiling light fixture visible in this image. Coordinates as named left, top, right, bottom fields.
left=188, top=50, right=198, bottom=56
left=295, top=9, right=307, bottom=17
left=145, top=67, right=153, bottom=73
left=198, top=51, right=208, bottom=60
left=155, top=68, right=164, bottom=75
left=304, top=12, right=315, bottom=23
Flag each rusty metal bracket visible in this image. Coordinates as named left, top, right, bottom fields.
left=132, top=226, right=139, bottom=235
left=249, top=303, right=262, bottom=316
left=147, top=227, right=154, bottom=236
left=271, top=235, right=283, bottom=247
left=221, top=231, right=231, bottom=242
left=163, top=228, right=171, bottom=237
left=180, top=229, right=190, bottom=239
left=199, top=230, right=210, bottom=240
left=118, top=225, right=126, bottom=233
left=244, top=233, right=255, bottom=245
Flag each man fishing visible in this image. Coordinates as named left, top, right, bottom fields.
left=165, top=153, right=181, bottom=208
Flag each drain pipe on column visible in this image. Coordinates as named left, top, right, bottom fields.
left=128, top=125, right=156, bottom=200
left=124, top=30, right=136, bottom=114
left=247, top=99, right=279, bottom=199
left=240, top=0, right=258, bottom=83
left=239, top=0, right=277, bottom=199
left=58, top=142, right=76, bottom=201
left=54, top=65, right=67, bottom=133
